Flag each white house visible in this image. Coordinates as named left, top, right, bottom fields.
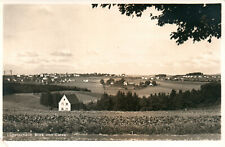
left=83, top=79, right=88, bottom=83
left=58, top=95, right=71, bottom=111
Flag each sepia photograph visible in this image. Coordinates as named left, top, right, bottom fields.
left=1, top=1, right=223, bottom=142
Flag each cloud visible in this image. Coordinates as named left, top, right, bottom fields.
left=23, top=59, right=39, bottom=64
left=50, top=51, right=73, bottom=57
left=37, top=5, right=52, bottom=15
left=17, top=51, right=39, bottom=57
left=86, top=49, right=100, bottom=56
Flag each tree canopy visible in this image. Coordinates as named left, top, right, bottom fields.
left=92, top=4, right=221, bottom=45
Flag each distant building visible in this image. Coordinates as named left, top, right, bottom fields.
left=141, top=77, right=147, bottom=80
left=155, top=74, right=166, bottom=78
left=58, top=94, right=78, bottom=111
left=83, top=79, right=88, bottom=82
left=74, top=74, right=80, bottom=77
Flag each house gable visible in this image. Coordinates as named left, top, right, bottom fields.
left=59, top=95, right=69, bottom=103
left=58, top=95, right=71, bottom=111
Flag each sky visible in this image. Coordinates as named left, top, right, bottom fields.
left=3, top=4, right=221, bottom=75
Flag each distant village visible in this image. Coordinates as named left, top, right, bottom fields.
left=3, top=71, right=118, bottom=85
left=155, top=72, right=221, bottom=82
left=3, top=71, right=221, bottom=85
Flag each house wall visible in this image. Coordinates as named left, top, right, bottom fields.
left=58, top=96, right=71, bottom=111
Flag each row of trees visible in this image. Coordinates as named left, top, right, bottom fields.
left=40, top=92, right=63, bottom=108
left=3, top=82, right=91, bottom=95
left=40, top=92, right=85, bottom=110
left=96, top=91, right=140, bottom=111
left=38, top=82, right=220, bottom=111
left=186, top=72, right=203, bottom=76
left=89, top=82, right=221, bottom=111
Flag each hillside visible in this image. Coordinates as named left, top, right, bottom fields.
left=3, top=93, right=49, bottom=111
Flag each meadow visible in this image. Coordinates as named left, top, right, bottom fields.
left=3, top=78, right=219, bottom=140
left=59, top=77, right=104, bottom=93
left=3, top=93, right=221, bottom=140
left=59, top=76, right=205, bottom=97
left=3, top=77, right=205, bottom=108
left=3, top=93, right=49, bottom=111
left=3, top=92, right=101, bottom=110
left=3, top=107, right=221, bottom=140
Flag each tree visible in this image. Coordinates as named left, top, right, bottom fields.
left=139, top=96, right=149, bottom=111
left=169, top=89, right=176, bottom=98
left=200, top=82, right=221, bottom=104
left=152, top=81, right=157, bottom=86
left=145, top=80, right=150, bottom=86
left=100, top=79, right=105, bottom=85
left=168, top=89, right=177, bottom=109
left=106, top=78, right=115, bottom=85
left=93, top=4, right=221, bottom=45
left=115, top=78, right=125, bottom=86
left=97, top=93, right=113, bottom=110
left=182, top=90, right=192, bottom=108
left=100, top=79, right=106, bottom=90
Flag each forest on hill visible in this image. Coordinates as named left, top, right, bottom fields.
left=3, top=82, right=90, bottom=95
left=39, top=82, right=220, bottom=111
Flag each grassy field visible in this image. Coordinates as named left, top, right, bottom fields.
left=59, top=77, right=104, bottom=93
left=3, top=107, right=221, bottom=140
left=3, top=92, right=221, bottom=141
left=3, top=76, right=207, bottom=109
left=59, top=77, right=205, bottom=97
left=3, top=92, right=101, bottom=111
left=3, top=93, right=49, bottom=111
left=3, top=78, right=219, bottom=141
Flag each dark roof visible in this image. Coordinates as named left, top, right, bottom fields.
left=64, top=94, right=79, bottom=104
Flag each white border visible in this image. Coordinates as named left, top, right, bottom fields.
left=0, top=1, right=224, bottom=147
left=221, top=0, right=225, bottom=143
left=0, top=2, right=3, bottom=143
left=0, top=0, right=224, bottom=4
